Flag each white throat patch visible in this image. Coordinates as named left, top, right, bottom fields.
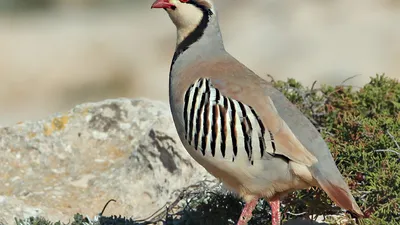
left=166, top=2, right=204, bottom=44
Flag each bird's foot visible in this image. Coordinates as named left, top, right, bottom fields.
left=236, top=198, right=258, bottom=225
left=269, top=199, right=281, bottom=225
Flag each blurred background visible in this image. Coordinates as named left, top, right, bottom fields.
left=0, top=0, right=399, bottom=126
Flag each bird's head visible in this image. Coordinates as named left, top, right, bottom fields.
left=151, top=0, right=214, bottom=31
left=151, top=0, right=223, bottom=60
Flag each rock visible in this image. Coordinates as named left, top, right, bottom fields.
left=0, top=98, right=215, bottom=225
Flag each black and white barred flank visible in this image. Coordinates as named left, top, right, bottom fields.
left=183, top=78, right=277, bottom=164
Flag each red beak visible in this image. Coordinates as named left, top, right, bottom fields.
left=151, top=0, right=175, bottom=9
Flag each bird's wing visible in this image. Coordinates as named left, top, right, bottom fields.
left=181, top=75, right=317, bottom=167
left=210, top=77, right=318, bottom=166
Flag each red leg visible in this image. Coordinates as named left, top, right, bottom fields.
left=237, top=198, right=258, bottom=225
left=269, top=199, right=281, bottom=225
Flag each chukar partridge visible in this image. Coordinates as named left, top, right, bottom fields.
left=151, top=0, right=364, bottom=224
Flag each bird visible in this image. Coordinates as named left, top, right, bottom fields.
left=150, top=0, right=364, bottom=224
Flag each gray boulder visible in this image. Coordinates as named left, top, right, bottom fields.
left=0, top=98, right=215, bottom=225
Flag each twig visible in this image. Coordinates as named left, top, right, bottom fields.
left=374, top=149, right=400, bottom=157
left=310, top=80, right=318, bottom=91
left=135, top=202, right=168, bottom=223
left=339, top=84, right=363, bottom=90
left=340, top=74, right=361, bottom=85
left=134, top=179, right=219, bottom=223
left=266, top=74, right=275, bottom=83
left=99, top=199, right=116, bottom=216
left=286, top=211, right=307, bottom=216
left=387, top=130, right=400, bottom=150
left=374, top=131, right=400, bottom=157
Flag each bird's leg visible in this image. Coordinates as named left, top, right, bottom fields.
left=269, top=199, right=281, bottom=225
left=236, top=198, right=258, bottom=225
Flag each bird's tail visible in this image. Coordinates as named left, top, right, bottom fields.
left=313, top=167, right=364, bottom=217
